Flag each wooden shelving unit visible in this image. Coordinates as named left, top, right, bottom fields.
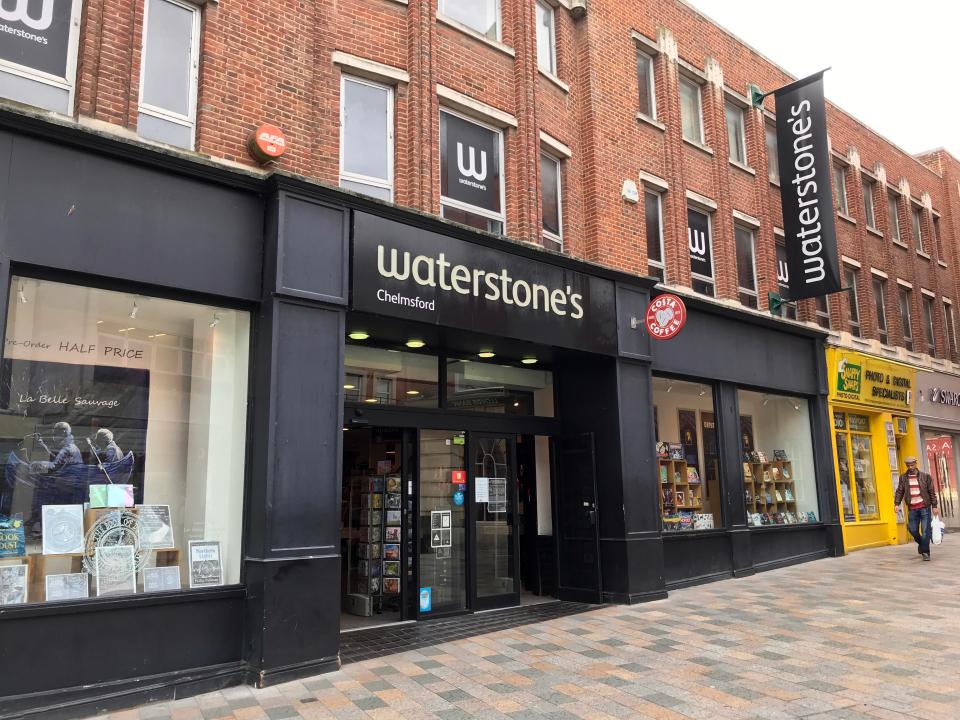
left=658, top=458, right=703, bottom=514
left=743, top=460, right=797, bottom=520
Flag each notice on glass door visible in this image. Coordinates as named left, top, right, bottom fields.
left=488, top=478, right=507, bottom=513
left=475, top=476, right=489, bottom=503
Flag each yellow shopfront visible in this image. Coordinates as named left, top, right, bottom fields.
left=827, top=348, right=918, bottom=552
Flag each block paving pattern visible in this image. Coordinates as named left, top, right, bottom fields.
left=90, top=541, right=960, bottom=720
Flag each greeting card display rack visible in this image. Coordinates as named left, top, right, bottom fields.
left=343, top=474, right=402, bottom=617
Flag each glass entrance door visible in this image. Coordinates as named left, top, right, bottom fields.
left=470, top=433, right=520, bottom=610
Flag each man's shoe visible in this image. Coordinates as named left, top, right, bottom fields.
left=922, top=553, right=931, bottom=561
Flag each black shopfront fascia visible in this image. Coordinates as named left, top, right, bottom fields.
left=648, top=291, right=843, bottom=589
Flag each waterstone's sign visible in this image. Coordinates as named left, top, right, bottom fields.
left=0, top=0, right=76, bottom=79
left=351, top=212, right=617, bottom=355
left=774, top=71, right=842, bottom=301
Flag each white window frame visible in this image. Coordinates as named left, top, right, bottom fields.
left=862, top=178, right=876, bottom=229
left=679, top=76, right=704, bottom=144
left=815, top=295, right=831, bottom=329
left=438, top=0, right=501, bottom=42
left=899, top=286, right=914, bottom=351
left=636, top=48, right=657, bottom=120
left=535, top=0, right=556, bottom=75
left=688, top=206, right=715, bottom=296
left=725, top=101, right=747, bottom=166
left=888, top=191, right=902, bottom=242
left=922, top=293, right=936, bottom=353
left=765, top=123, right=779, bottom=184
left=339, top=74, right=395, bottom=200
left=944, top=298, right=958, bottom=359
left=844, top=265, right=860, bottom=336
left=911, top=204, right=925, bottom=253
left=540, top=151, right=563, bottom=250
left=833, top=164, right=848, bottom=215
left=439, top=107, right=506, bottom=230
left=0, top=0, right=83, bottom=113
left=137, top=0, right=202, bottom=148
left=872, top=275, right=888, bottom=344
left=734, top=224, right=758, bottom=308
left=933, top=214, right=944, bottom=261
left=644, top=189, right=665, bottom=279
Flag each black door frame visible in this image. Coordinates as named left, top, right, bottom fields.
left=468, top=432, right=521, bottom=611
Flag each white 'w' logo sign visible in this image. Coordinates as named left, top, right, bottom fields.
left=0, top=0, right=55, bottom=30
left=777, top=259, right=789, bottom=284
left=456, top=142, right=487, bottom=181
left=688, top=227, right=706, bottom=256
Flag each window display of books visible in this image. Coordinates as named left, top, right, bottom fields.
left=742, top=452, right=802, bottom=522
left=656, top=442, right=704, bottom=531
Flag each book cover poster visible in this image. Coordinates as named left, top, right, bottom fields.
left=189, top=540, right=223, bottom=588
left=0, top=360, right=149, bottom=520
left=137, top=505, right=174, bottom=549
left=678, top=409, right=699, bottom=473
left=45, top=572, right=89, bottom=601
left=143, top=566, right=182, bottom=593
left=0, top=564, right=28, bottom=605
left=41, top=504, right=85, bottom=555
left=95, top=545, right=136, bottom=596
left=0, top=514, right=25, bottom=558
left=740, top=415, right=755, bottom=454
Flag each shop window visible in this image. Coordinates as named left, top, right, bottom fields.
left=535, top=0, right=555, bottom=75
left=645, top=190, right=665, bottom=281
left=440, top=110, right=505, bottom=235
left=687, top=207, right=714, bottom=297
left=739, top=390, right=819, bottom=526
left=340, top=76, right=394, bottom=201
left=652, top=377, right=721, bottom=532
left=636, top=49, right=656, bottom=119
left=844, top=266, right=860, bottom=337
left=138, top=0, right=201, bottom=150
left=912, top=206, right=924, bottom=253
left=833, top=412, right=880, bottom=522
left=873, top=276, right=888, bottom=345
left=887, top=192, right=901, bottom=242
left=765, top=123, right=779, bottom=183
left=344, top=346, right=439, bottom=407
left=815, top=295, right=831, bottom=329
left=833, top=164, right=848, bottom=215
left=439, top=0, right=500, bottom=40
left=540, top=152, right=562, bottom=251
left=445, top=360, right=553, bottom=416
left=725, top=101, right=746, bottom=165
left=944, top=300, right=958, bottom=361
left=862, top=179, right=876, bottom=229
left=0, top=0, right=82, bottom=115
left=774, top=235, right=797, bottom=320
left=899, top=287, right=913, bottom=351
left=0, top=277, right=250, bottom=604
left=923, top=294, right=936, bottom=355
left=679, top=77, right=704, bottom=144
left=735, top=225, right=757, bottom=309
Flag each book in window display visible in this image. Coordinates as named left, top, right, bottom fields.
left=386, top=510, right=401, bottom=525
left=45, top=572, right=89, bottom=601
left=142, top=566, right=181, bottom=593
left=0, top=564, right=28, bottom=605
left=0, top=514, right=26, bottom=558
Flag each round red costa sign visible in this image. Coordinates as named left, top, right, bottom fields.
left=248, top=123, right=287, bottom=162
left=645, top=294, right=687, bottom=340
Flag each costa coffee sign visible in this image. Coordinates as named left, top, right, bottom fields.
left=646, top=294, right=686, bottom=340
left=248, top=124, right=287, bottom=162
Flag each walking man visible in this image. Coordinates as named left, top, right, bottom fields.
left=894, top=456, right=939, bottom=561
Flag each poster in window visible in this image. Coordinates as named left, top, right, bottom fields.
left=925, top=435, right=956, bottom=519
left=740, top=415, right=754, bottom=457
left=0, top=0, right=75, bottom=79
left=700, top=411, right=719, bottom=496
left=188, top=540, right=223, bottom=588
left=0, top=360, right=149, bottom=522
left=0, top=564, right=28, bottom=605
left=687, top=208, right=713, bottom=279
left=678, top=410, right=699, bottom=474
left=440, top=111, right=501, bottom=213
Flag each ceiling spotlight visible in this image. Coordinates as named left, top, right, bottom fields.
left=406, top=390, right=420, bottom=396
left=478, top=350, right=496, bottom=359
left=348, top=331, right=370, bottom=341
left=762, top=395, right=770, bottom=407
left=513, top=401, right=520, bottom=407
left=666, top=382, right=674, bottom=393
left=209, top=313, right=220, bottom=328
left=96, top=320, right=104, bottom=325
left=792, top=400, right=801, bottom=411
left=129, top=298, right=139, bottom=320
left=521, top=356, right=538, bottom=365
left=406, top=339, right=426, bottom=349
left=343, top=384, right=356, bottom=390
left=364, top=397, right=378, bottom=404
left=698, top=386, right=707, bottom=397
left=17, top=283, right=26, bottom=304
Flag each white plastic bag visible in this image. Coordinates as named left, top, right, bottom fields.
left=932, top=516, right=944, bottom=545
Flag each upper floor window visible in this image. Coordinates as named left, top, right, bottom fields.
left=815, top=295, right=831, bottom=329
left=922, top=294, right=936, bottom=355
left=725, top=102, right=746, bottom=166
left=535, top=1, right=555, bottom=74
left=687, top=207, right=714, bottom=297
left=137, top=0, right=201, bottom=150
left=844, top=266, right=860, bottom=337
left=439, top=0, right=499, bottom=41
left=735, top=225, right=757, bottom=309
left=862, top=179, right=876, bottom=229
left=340, top=76, right=394, bottom=201
left=944, top=300, right=958, bottom=361
left=833, top=165, right=848, bottom=215
left=899, top=287, right=914, bottom=351
left=933, top=215, right=944, bottom=260
left=440, top=109, right=504, bottom=234
left=774, top=235, right=797, bottom=320
left=645, top=190, right=664, bottom=281
left=679, top=77, right=704, bottom=144
left=540, top=152, right=562, bottom=251
left=636, top=49, right=656, bottom=119
left=873, top=276, right=888, bottom=345
left=912, top=206, right=925, bottom=253
left=888, top=192, right=901, bottom=242
left=0, top=0, right=81, bottom=114
left=765, top=124, right=779, bottom=183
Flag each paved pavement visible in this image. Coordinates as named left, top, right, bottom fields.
left=91, top=540, right=960, bottom=720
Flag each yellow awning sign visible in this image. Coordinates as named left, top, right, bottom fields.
left=827, top=348, right=915, bottom=412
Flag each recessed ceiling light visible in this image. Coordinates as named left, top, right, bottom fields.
left=521, top=356, right=537, bottom=365
left=96, top=320, right=104, bottom=325
left=348, top=331, right=370, bottom=341
left=478, top=350, right=496, bottom=358
left=406, top=389, right=420, bottom=395
left=513, top=401, right=520, bottom=407
left=344, top=384, right=356, bottom=390
left=364, top=397, right=378, bottom=404
left=406, top=339, right=426, bottom=349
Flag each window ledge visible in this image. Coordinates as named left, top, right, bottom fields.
left=729, top=159, right=755, bottom=176
left=382, top=0, right=407, bottom=5
left=683, top=137, right=714, bottom=156
left=538, top=68, right=569, bottom=93
left=938, top=260, right=949, bottom=269
left=837, top=211, right=857, bottom=225
left=893, top=239, right=909, bottom=250
left=917, top=250, right=931, bottom=261
left=769, top=178, right=781, bottom=188
left=436, top=14, right=516, bottom=58
left=636, top=112, right=665, bottom=132
left=866, top=225, right=883, bottom=238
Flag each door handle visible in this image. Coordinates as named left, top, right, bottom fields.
left=588, top=509, right=597, bottom=525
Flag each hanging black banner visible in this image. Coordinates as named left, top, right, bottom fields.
left=774, top=72, right=841, bottom=301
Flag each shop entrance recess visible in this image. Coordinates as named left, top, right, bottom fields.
left=469, top=433, right=520, bottom=611
left=553, top=433, right=602, bottom=603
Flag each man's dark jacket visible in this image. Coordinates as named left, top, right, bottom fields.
left=894, top=470, right=939, bottom=509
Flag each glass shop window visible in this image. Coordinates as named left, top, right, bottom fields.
left=445, top=360, right=554, bottom=416
left=833, top=412, right=880, bottom=523
left=0, top=277, right=250, bottom=605
left=738, top=390, right=819, bottom=527
left=652, top=376, right=722, bottom=532
left=344, top=345, right=439, bottom=408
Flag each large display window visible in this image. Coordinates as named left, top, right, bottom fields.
left=738, top=390, right=819, bottom=526
left=0, top=277, right=250, bottom=605
left=652, top=377, right=722, bottom=531
left=834, top=412, right=879, bottom=522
